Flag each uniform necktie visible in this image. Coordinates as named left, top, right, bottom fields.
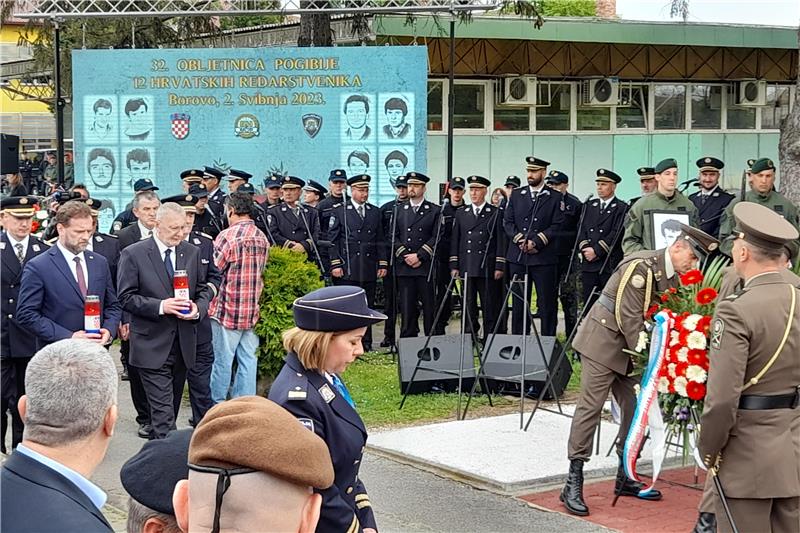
left=73, top=257, right=87, bottom=297
left=14, top=243, right=24, bottom=263
left=357, top=204, right=365, bottom=218
left=292, top=206, right=300, bottom=217
left=600, top=201, right=606, bottom=211
left=331, top=374, right=355, bottom=408
left=701, top=194, right=707, bottom=205
left=164, top=249, right=174, bottom=278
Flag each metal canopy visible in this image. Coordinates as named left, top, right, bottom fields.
left=15, top=0, right=502, bottom=19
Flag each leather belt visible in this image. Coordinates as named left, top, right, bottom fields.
left=738, top=387, right=800, bottom=410
left=596, top=293, right=615, bottom=313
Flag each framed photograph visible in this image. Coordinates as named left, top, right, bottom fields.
left=650, top=210, right=691, bottom=249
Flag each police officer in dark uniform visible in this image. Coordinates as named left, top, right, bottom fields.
left=189, top=183, right=221, bottom=238
left=449, top=176, right=506, bottom=339
left=111, top=178, right=159, bottom=235
left=0, top=196, right=49, bottom=452
left=267, top=176, right=321, bottom=265
left=503, top=156, right=565, bottom=336
left=328, top=174, right=388, bottom=352
left=269, top=285, right=386, bottom=533
left=260, top=174, right=283, bottom=209
left=393, top=172, right=440, bottom=338
left=223, top=168, right=253, bottom=194
left=379, top=174, right=409, bottom=348
left=302, top=179, right=327, bottom=209
left=180, top=168, right=203, bottom=193
left=163, top=192, right=221, bottom=427
left=201, top=166, right=226, bottom=218
left=502, top=175, right=521, bottom=209
left=628, top=167, right=656, bottom=207
left=318, top=169, right=348, bottom=277
left=578, top=169, right=628, bottom=310
left=547, top=170, right=582, bottom=336
left=689, top=157, right=734, bottom=238
left=433, top=176, right=466, bottom=335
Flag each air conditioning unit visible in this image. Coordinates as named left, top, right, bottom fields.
left=498, top=76, right=537, bottom=106
left=581, top=77, right=620, bottom=106
left=734, top=80, right=767, bottom=106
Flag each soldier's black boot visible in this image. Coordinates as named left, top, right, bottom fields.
left=614, top=463, right=663, bottom=500
left=560, top=459, right=589, bottom=516
left=691, top=512, right=716, bottom=533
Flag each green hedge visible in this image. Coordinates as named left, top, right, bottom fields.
left=254, top=248, right=323, bottom=379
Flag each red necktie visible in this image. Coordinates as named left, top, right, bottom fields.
left=73, top=257, right=88, bottom=297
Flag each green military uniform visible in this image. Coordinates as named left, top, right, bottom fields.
left=698, top=202, right=800, bottom=533
left=562, top=224, right=719, bottom=517
left=622, top=190, right=698, bottom=253
left=718, top=190, right=799, bottom=254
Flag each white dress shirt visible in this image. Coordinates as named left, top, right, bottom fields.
left=56, top=241, right=88, bottom=288
left=137, top=220, right=153, bottom=240
left=472, top=202, right=486, bottom=216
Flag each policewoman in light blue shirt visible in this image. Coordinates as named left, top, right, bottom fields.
left=269, top=285, right=386, bottom=533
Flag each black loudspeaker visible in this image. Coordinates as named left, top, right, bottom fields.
left=398, top=335, right=475, bottom=395
left=1, top=134, right=20, bottom=175
left=481, top=335, right=572, bottom=399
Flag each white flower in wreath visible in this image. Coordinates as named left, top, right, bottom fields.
left=658, top=377, right=670, bottom=394
left=635, top=331, right=648, bottom=352
left=634, top=384, right=641, bottom=395
left=685, top=365, right=707, bottom=383
left=676, top=347, right=689, bottom=362
left=682, top=314, right=702, bottom=332
left=673, top=376, right=688, bottom=397
left=686, top=331, right=707, bottom=350
left=668, top=362, right=677, bottom=378
left=670, top=330, right=681, bottom=347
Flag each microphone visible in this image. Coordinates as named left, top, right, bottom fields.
left=679, top=178, right=698, bottom=186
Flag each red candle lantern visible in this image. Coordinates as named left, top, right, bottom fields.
left=173, top=270, right=190, bottom=315
left=84, top=295, right=101, bottom=334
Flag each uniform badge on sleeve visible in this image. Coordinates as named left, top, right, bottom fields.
left=297, top=418, right=315, bottom=432
left=631, top=274, right=645, bottom=289
left=32, top=244, right=41, bottom=252
left=319, top=384, right=336, bottom=403
left=711, top=319, right=724, bottom=350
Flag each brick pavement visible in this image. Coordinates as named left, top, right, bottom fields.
left=519, top=466, right=705, bottom=532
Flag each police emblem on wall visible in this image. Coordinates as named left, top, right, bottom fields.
left=234, top=114, right=260, bottom=139
left=170, top=113, right=191, bottom=140
left=302, top=113, right=322, bottom=138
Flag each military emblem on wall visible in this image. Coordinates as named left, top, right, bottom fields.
left=170, top=113, right=190, bottom=140
left=302, top=113, right=322, bottom=138
left=234, top=114, right=260, bottom=139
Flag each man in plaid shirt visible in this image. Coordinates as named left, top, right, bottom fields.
left=209, top=192, right=269, bottom=402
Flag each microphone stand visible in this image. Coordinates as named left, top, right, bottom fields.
left=597, top=209, right=630, bottom=278
left=564, top=193, right=594, bottom=281
left=388, top=194, right=401, bottom=355
left=427, top=199, right=449, bottom=284
left=480, top=206, right=500, bottom=271
left=342, top=188, right=351, bottom=279
left=297, top=205, right=324, bottom=272
left=678, top=179, right=698, bottom=194
left=257, top=205, right=277, bottom=246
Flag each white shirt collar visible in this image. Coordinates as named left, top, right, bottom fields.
left=56, top=240, right=86, bottom=264
left=137, top=220, right=153, bottom=240
left=530, top=184, right=544, bottom=194
left=410, top=197, right=424, bottom=207
left=701, top=186, right=718, bottom=196
left=6, top=233, right=30, bottom=252
left=351, top=198, right=364, bottom=209
left=153, top=234, right=175, bottom=259
left=664, top=248, right=675, bottom=280
left=473, top=202, right=486, bottom=212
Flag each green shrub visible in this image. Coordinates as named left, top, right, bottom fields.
left=254, top=248, right=323, bottom=379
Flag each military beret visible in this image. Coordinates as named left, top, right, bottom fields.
left=281, top=175, right=305, bottom=188
left=237, top=182, right=256, bottom=195
left=596, top=168, right=622, bottom=184
left=303, top=179, right=328, bottom=195
left=546, top=170, right=569, bottom=185
left=505, top=175, right=521, bottom=188
left=224, top=169, right=253, bottom=181
left=1, top=196, right=38, bottom=217
left=329, top=169, right=347, bottom=183
left=347, top=174, right=371, bottom=188
left=467, top=175, right=491, bottom=188
left=293, top=285, right=386, bottom=332
left=188, top=183, right=209, bottom=198
left=190, top=396, right=334, bottom=490
left=121, top=428, right=192, bottom=515
left=203, top=166, right=225, bottom=180
left=676, top=224, right=719, bottom=257
left=655, top=158, right=678, bottom=174
left=163, top=193, right=199, bottom=212
left=733, top=202, right=798, bottom=252
left=637, top=167, right=656, bottom=180
left=133, top=178, right=159, bottom=192
left=696, top=157, right=724, bottom=172
left=746, top=158, right=756, bottom=171
left=525, top=156, right=550, bottom=170
left=405, top=172, right=429, bottom=185
left=449, top=176, right=465, bottom=190
left=180, top=169, right=204, bottom=182
left=750, top=158, right=775, bottom=174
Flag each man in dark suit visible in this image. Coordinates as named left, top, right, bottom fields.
left=688, top=156, right=734, bottom=238
left=116, top=189, right=161, bottom=437
left=503, top=156, right=565, bottom=336
left=17, top=200, right=121, bottom=347
left=1, top=196, right=49, bottom=453
left=117, top=202, right=215, bottom=439
left=1, top=338, right=118, bottom=532
left=327, top=174, right=387, bottom=351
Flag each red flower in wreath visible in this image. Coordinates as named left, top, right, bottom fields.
left=645, top=304, right=660, bottom=319
left=696, top=287, right=718, bottom=305
left=697, top=315, right=712, bottom=333
left=660, top=293, right=670, bottom=303
left=680, top=269, right=704, bottom=286
left=686, top=381, right=706, bottom=401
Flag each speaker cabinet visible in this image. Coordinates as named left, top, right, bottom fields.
left=481, top=335, right=572, bottom=399
left=398, top=335, right=475, bottom=395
